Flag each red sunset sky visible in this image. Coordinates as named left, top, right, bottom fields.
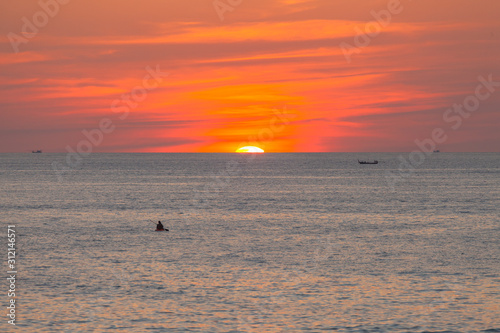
left=1, top=0, right=499, bottom=152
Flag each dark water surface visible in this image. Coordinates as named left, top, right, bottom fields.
left=1, top=153, right=499, bottom=332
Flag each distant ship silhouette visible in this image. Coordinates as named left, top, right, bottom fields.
left=32, top=150, right=42, bottom=153
left=358, top=159, right=378, bottom=164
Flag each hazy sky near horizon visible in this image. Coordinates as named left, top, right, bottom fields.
left=1, top=0, right=499, bottom=152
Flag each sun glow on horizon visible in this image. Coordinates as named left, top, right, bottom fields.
left=235, top=146, right=265, bottom=153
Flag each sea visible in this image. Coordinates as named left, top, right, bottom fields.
left=0, top=153, right=499, bottom=332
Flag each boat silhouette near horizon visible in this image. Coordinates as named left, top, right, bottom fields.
left=358, top=159, right=378, bottom=164
left=32, top=150, right=42, bottom=153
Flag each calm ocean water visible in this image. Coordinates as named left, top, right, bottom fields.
left=1, top=153, right=499, bottom=332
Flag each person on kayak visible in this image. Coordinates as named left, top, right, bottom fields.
left=156, top=221, right=164, bottom=231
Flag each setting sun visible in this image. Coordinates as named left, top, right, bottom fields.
left=235, top=146, right=265, bottom=153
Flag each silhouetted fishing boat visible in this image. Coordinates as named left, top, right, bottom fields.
left=32, top=150, right=42, bottom=153
left=358, top=160, right=378, bottom=164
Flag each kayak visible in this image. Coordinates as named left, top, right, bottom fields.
left=156, top=228, right=168, bottom=231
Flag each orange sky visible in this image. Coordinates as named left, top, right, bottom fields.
left=1, top=0, right=499, bottom=152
